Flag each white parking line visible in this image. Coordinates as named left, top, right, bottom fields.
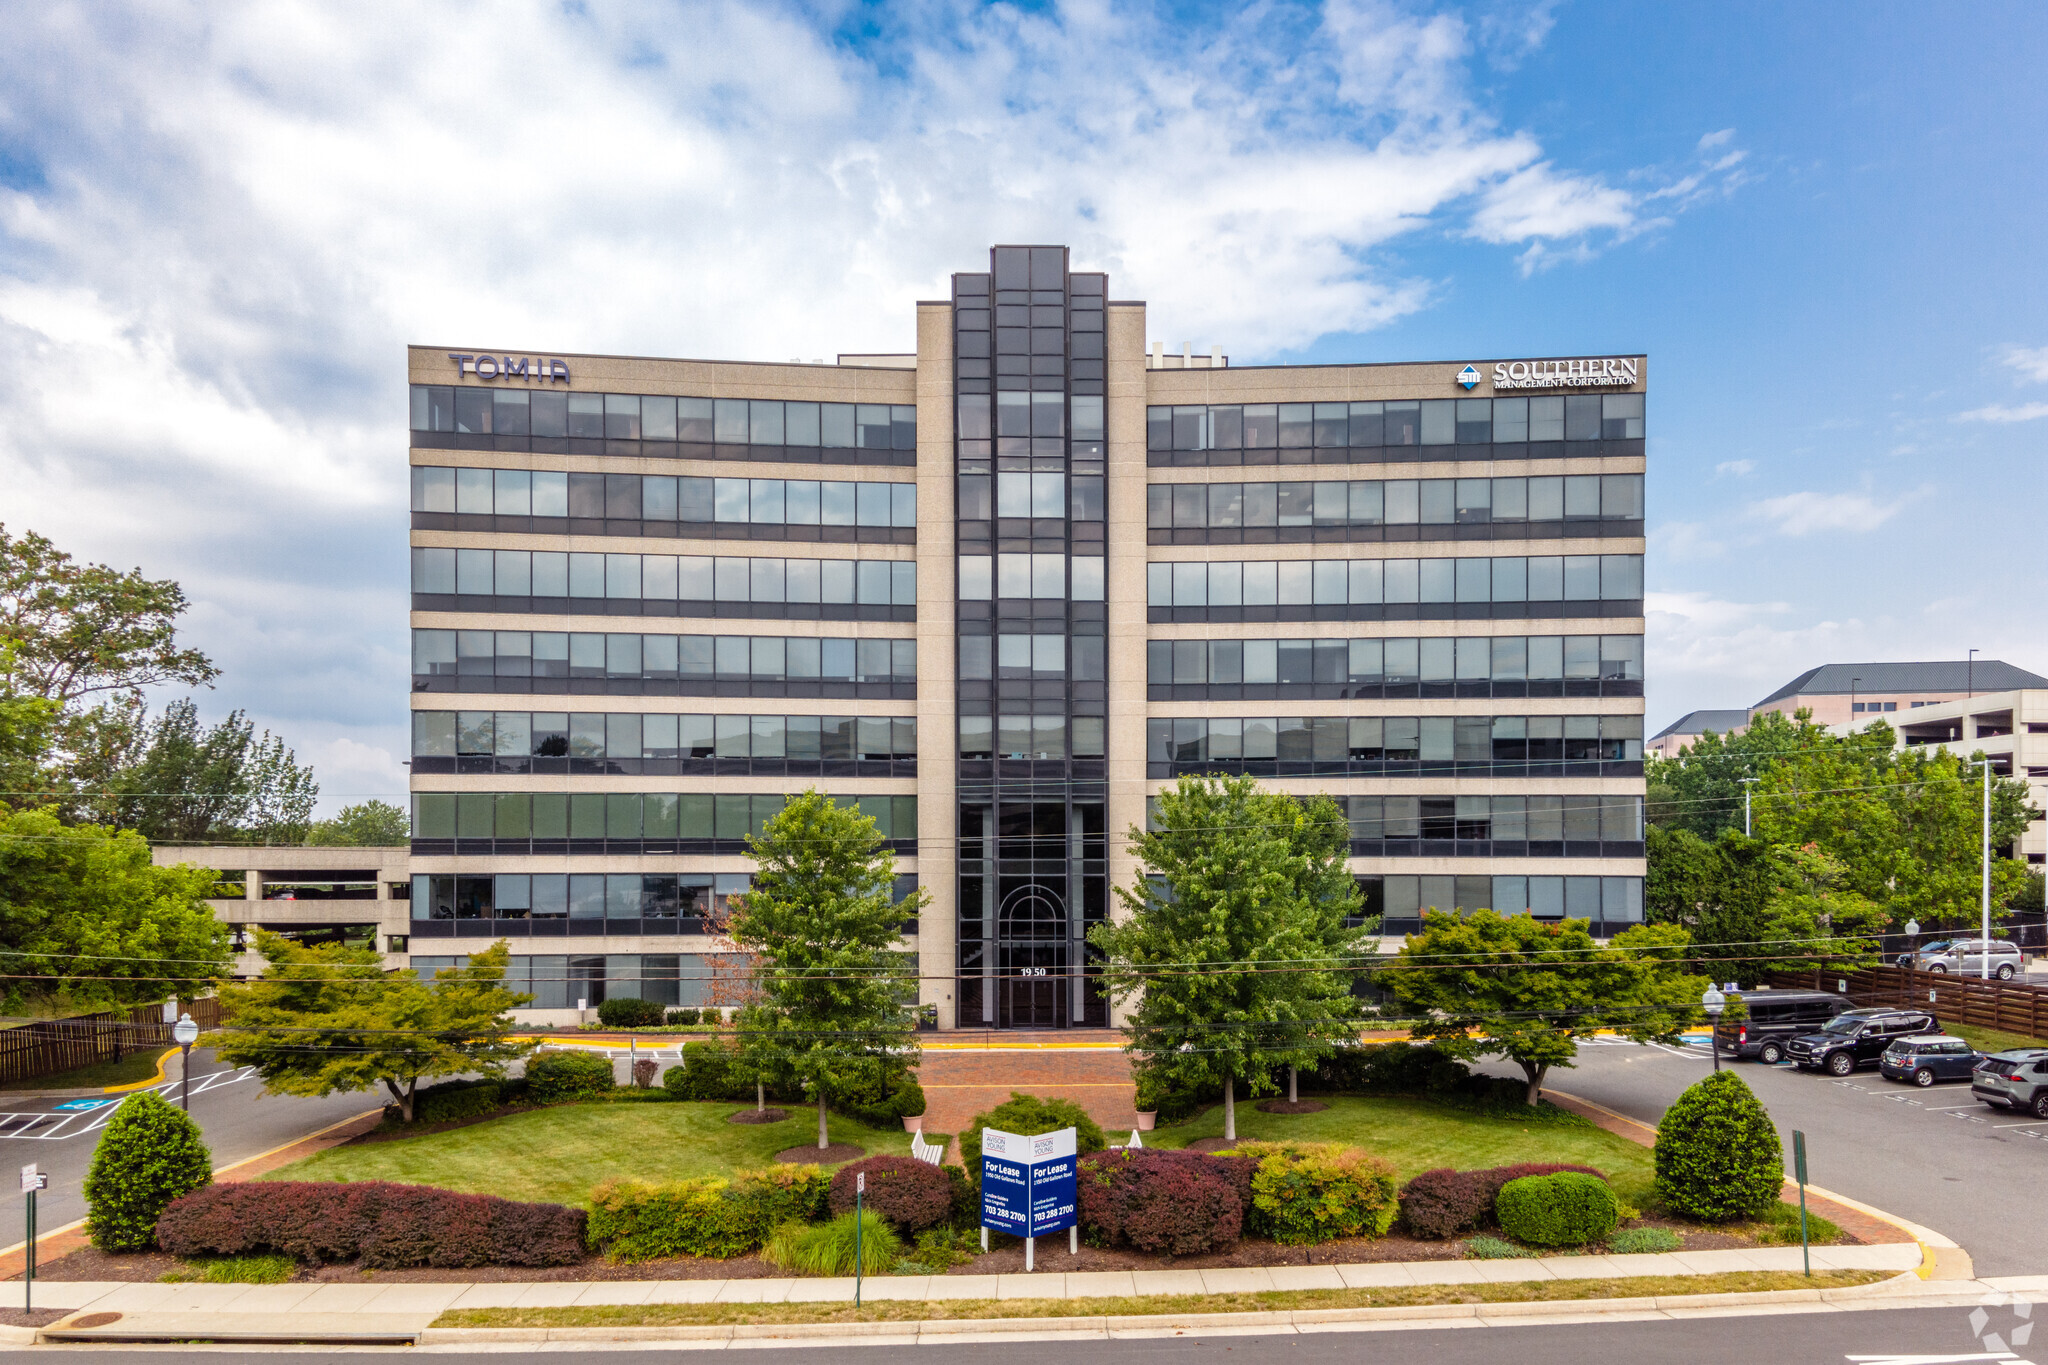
left=1991, top=1120, right=2048, bottom=1129
left=0, top=1067, right=257, bottom=1141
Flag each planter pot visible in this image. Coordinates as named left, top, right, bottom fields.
left=901, top=1115, right=924, bottom=1133
left=1134, top=1111, right=1157, bottom=1132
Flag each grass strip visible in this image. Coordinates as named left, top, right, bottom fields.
left=431, top=1269, right=1887, bottom=1330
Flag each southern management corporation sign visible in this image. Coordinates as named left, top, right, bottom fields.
left=1471, top=358, right=1640, bottom=391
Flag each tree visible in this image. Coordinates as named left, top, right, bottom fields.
left=0, top=524, right=218, bottom=707
left=307, top=799, right=410, bottom=847
left=99, top=700, right=318, bottom=844
left=1091, top=775, right=1369, bottom=1140
left=213, top=935, right=532, bottom=1122
left=1645, top=825, right=1773, bottom=985
left=0, top=806, right=230, bottom=1006
left=723, top=791, right=925, bottom=1150
left=1654, top=1070, right=1784, bottom=1221
left=1383, top=910, right=1703, bottom=1105
left=82, top=1090, right=212, bottom=1251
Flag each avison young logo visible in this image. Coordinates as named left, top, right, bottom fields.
left=1483, top=358, right=1639, bottom=391
left=448, top=354, right=573, bottom=383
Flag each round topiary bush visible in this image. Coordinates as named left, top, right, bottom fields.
left=1653, top=1070, right=1784, bottom=1222
left=826, top=1155, right=953, bottom=1232
left=525, top=1048, right=618, bottom=1102
left=958, top=1093, right=1106, bottom=1170
left=596, top=997, right=666, bottom=1029
left=83, top=1091, right=213, bottom=1252
left=1494, top=1172, right=1618, bottom=1247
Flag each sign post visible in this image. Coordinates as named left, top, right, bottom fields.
left=20, top=1163, right=44, bottom=1312
left=1792, top=1130, right=1811, bottom=1278
left=855, top=1171, right=864, bottom=1307
left=980, top=1127, right=1078, bottom=1272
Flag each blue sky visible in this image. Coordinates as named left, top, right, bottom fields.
left=0, top=1, right=2040, bottom=808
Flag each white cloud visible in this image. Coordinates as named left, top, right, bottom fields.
left=1645, top=590, right=1863, bottom=726
left=1697, top=128, right=1736, bottom=150
left=1959, top=402, right=2048, bottom=423
left=1714, top=459, right=1754, bottom=477
left=1998, top=345, right=2048, bottom=383
left=1747, top=489, right=1915, bottom=536
left=1652, top=521, right=1725, bottom=561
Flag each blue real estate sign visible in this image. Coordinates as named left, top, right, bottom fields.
left=980, top=1126, right=1077, bottom=1237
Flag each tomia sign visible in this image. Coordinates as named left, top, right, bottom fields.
left=448, top=354, right=572, bottom=383
left=1481, top=358, right=1639, bottom=391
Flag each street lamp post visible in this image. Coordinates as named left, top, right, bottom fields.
left=1740, top=777, right=1759, bottom=837
left=172, top=1012, right=199, bottom=1112
left=1702, top=985, right=1726, bottom=1072
left=1978, top=757, right=1993, bottom=979
left=1903, top=918, right=1920, bottom=971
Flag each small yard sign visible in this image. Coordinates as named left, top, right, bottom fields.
left=981, top=1126, right=1078, bottom=1246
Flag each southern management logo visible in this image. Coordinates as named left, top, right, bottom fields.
left=1457, top=365, right=1481, bottom=390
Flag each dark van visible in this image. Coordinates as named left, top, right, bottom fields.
left=1713, top=989, right=1856, bottom=1064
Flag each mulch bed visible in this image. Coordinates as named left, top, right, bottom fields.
left=0, top=1309, right=73, bottom=1326
left=1181, top=1137, right=1235, bottom=1152
left=775, top=1142, right=865, bottom=1164
left=1255, top=1100, right=1329, bottom=1114
left=728, top=1108, right=790, bottom=1125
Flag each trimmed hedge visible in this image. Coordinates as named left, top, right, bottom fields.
left=597, top=997, right=666, bottom=1029
left=409, top=1077, right=528, bottom=1125
left=1398, top=1162, right=1608, bottom=1239
left=1078, top=1148, right=1245, bottom=1255
left=156, top=1181, right=585, bottom=1267
left=958, top=1094, right=1106, bottom=1171
left=660, top=1039, right=786, bottom=1102
left=1495, top=1172, right=1619, bottom=1247
left=1654, top=1070, right=1784, bottom=1221
left=83, top=1091, right=212, bottom=1252
left=665, top=1008, right=701, bottom=1025
left=588, top=1165, right=830, bottom=1261
left=827, top=1155, right=952, bottom=1233
left=1224, top=1141, right=1398, bottom=1245
left=525, top=1049, right=617, bottom=1102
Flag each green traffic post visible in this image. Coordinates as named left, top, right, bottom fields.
left=1793, top=1129, right=1811, bottom=1278
left=855, top=1172, right=864, bottom=1308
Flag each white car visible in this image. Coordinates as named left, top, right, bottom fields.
left=1899, top=938, right=2023, bottom=980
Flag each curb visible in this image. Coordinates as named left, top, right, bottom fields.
left=411, top=1269, right=1927, bottom=1345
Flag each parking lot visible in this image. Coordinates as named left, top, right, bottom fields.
left=1482, top=1033, right=2048, bottom=1277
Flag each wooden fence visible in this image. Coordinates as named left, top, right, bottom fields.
left=0, top=997, right=225, bottom=1087
left=1766, top=965, right=2048, bottom=1041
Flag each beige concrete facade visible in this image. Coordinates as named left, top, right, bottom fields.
left=399, top=248, right=1648, bottom=1027
left=1876, top=689, right=2048, bottom=866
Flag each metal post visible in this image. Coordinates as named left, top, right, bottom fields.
left=854, top=1174, right=863, bottom=1307
left=1741, top=777, right=1757, bottom=837
left=1025, top=1235, right=1034, bottom=1272
left=181, top=1041, right=192, bottom=1112
left=1793, top=1130, right=1811, bottom=1278
left=1982, top=758, right=1994, bottom=980
left=1070, top=1226, right=1078, bottom=1256
left=24, top=1188, right=33, bottom=1313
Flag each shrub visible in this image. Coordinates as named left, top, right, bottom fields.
left=665, top=1008, right=701, bottom=1025
left=845, top=1074, right=926, bottom=1127
left=913, top=1225, right=982, bottom=1270
left=410, top=1078, right=515, bottom=1125
left=662, top=1040, right=754, bottom=1102
left=587, top=1165, right=830, bottom=1261
left=1398, top=1168, right=1496, bottom=1240
left=525, top=1049, right=618, bottom=1102
left=958, top=1093, right=1106, bottom=1171
left=943, top=1162, right=978, bottom=1228
left=597, top=998, right=666, bottom=1029
left=1131, top=1067, right=1217, bottom=1124
left=1654, top=1070, right=1783, bottom=1222
left=1078, top=1148, right=1244, bottom=1255
left=84, top=1091, right=213, bottom=1252
left=762, top=1211, right=901, bottom=1276
left=1608, top=1226, right=1683, bottom=1254
left=1495, top=1173, right=1619, bottom=1247
left=828, top=1156, right=952, bottom=1233
left=156, top=1181, right=585, bottom=1267
left=1223, top=1141, right=1398, bottom=1245
left=1310, top=1042, right=1468, bottom=1095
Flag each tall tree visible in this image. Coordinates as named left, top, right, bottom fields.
left=723, top=790, right=924, bottom=1149
left=1384, top=910, right=1701, bottom=1105
left=98, top=700, right=318, bottom=845
left=0, top=806, right=230, bottom=1006
left=307, top=799, right=410, bottom=847
left=214, top=935, right=532, bottom=1122
left=1091, top=775, right=1369, bottom=1140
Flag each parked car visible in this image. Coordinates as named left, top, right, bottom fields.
left=1878, top=1035, right=1983, bottom=1087
left=1712, top=989, right=1855, bottom=1064
left=1898, top=938, right=2023, bottom=980
left=1786, top=1009, right=1939, bottom=1076
left=1971, top=1049, right=2048, bottom=1118
left=1895, top=939, right=1952, bottom=968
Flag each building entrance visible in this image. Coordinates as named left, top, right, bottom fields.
left=997, top=884, right=1068, bottom=1029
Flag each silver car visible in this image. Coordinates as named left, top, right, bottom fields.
left=1900, top=938, right=2024, bottom=980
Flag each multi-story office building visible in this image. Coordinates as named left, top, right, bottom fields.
left=403, top=243, right=1647, bottom=1028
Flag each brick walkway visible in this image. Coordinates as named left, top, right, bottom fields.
left=916, top=1034, right=1135, bottom=1143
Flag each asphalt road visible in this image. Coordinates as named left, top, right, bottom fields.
left=2, top=1302, right=2034, bottom=1363
left=0, top=1047, right=381, bottom=1239
left=1473, top=1036, right=2048, bottom=1277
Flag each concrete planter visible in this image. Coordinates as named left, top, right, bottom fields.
left=1134, top=1111, right=1157, bottom=1132
left=902, top=1115, right=924, bottom=1133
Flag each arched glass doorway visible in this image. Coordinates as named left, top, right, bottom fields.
left=998, top=882, right=1067, bottom=1029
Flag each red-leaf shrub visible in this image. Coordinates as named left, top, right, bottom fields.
left=1398, top=1163, right=1608, bottom=1240
left=156, top=1181, right=586, bottom=1268
left=1078, top=1149, right=1244, bottom=1256
left=827, top=1156, right=953, bottom=1233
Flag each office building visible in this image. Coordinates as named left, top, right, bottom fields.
left=399, top=244, right=1648, bottom=1027
left=1647, top=709, right=1751, bottom=760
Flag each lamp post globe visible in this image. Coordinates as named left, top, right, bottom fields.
left=1903, top=919, right=1920, bottom=969
left=172, top=1012, right=199, bottom=1112
left=1701, top=986, right=1726, bottom=1072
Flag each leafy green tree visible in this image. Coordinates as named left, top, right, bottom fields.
left=307, top=799, right=410, bottom=847
left=1383, top=910, right=1703, bottom=1105
left=1645, top=825, right=1773, bottom=985
left=724, top=790, right=925, bottom=1150
left=101, top=700, right=318, bottom=844
left=0, top=806, right=230, bottom=1006
left=214, top=935, right=532, bottom=1122
left=1091, top=775, right=1369, bottom=1140
left=82, top=1090, right=213, bottom=1251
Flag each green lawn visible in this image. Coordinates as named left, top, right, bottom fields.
left=1947, top=1022, right=2048, bottom=1054
left=1142, top=1096, right=1658, bottom=1208
left=0, top=1046, right=171, bottom=1093
left=261, top=1101, right=931, bottom=1207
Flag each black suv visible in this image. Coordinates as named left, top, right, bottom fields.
left=1786, top=1009, right=1939, bottom=1076
left=1713, top=989, right=1856, bottom=1064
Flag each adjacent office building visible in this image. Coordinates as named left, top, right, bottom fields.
left=400, top=244, right=1648, bottom=1028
